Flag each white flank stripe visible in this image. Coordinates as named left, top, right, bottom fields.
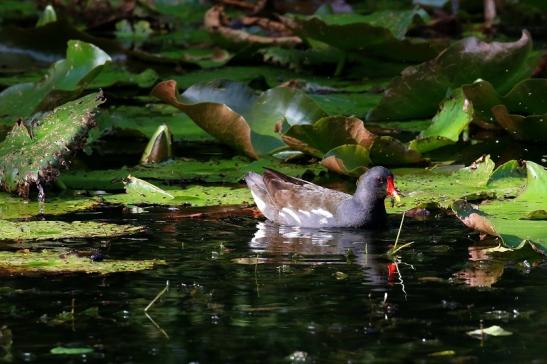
left=311, top=208, right=334, bottom=218
left=250, top=191, right=267, bottom=212
left=282, top=208, right=302, bottom=224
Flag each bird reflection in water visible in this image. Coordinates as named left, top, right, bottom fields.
left=249, top=221, right=391, bottom=287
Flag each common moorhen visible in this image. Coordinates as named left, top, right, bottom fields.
left=245, top=167, right=400, bottom=229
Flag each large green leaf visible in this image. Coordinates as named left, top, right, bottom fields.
left=0, top=249, right=162, bottom=274
left=0, top=92, right=105, bottom=197
left=289, top=9, right=444, bottom=62
left=89, top=105, right=213, bottom=146
left=463, top=78, right=547, bottom=141
left=59, top=158, right=324, bottom=191
left=390, top=156, right=525, bottom=213
left=321, top=144, right=371, bottom=176
left=282, top=116, right=376, bottom=158
left=367, top=31, right=534, bottom=121
left=0, top=220, right=142, bottom=241
left=409, top=88, right=473, bottom=153
left=0, top=41, right=110, bottom=123
left=104, top=184, right=252, bottom=207
left=0, top=192, right=100, bottom=220
left=451, top=162, right=547, bottom=253
left=151, top=80, right=327, bottom=158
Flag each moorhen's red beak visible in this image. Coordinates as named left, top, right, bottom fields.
left=386, top=176, right=401, bottom=203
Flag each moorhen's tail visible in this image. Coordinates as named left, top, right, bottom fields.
left=244, top=172, right=277, bottom=220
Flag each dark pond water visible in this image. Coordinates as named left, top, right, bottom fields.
left=1, top=208, right=546, bottom=363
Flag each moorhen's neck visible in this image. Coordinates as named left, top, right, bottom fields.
left=351, top=189, right=388, bottom=228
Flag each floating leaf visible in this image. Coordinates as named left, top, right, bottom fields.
left=289, top=9, right=443, bottom=62
left=140, top=124, right=173, bottom=165
left=88, top=64, right=158, bottom=89
left=282, top=116, right=376, bottom=158
left=36, top=4, right=57, bottom=27
left=463, top=78, right=547, bottom=140
left=60, top=158, right=323, bottom=190
left=0, top=92, right=105, bottom=197
left=0, top=220, right=142, bottom=241
left=452, top=162, right=547, bottom=253
left=321, top=144, right=370, bottom=176
left=0, top=249, right=162, bottom=275
left=410, top=88, right=473, bottom=153
left=123, top=176, right=174, bottom=200
left=151, top=79, right=326, bottom=158
left=492, top=106, right=547, bottom=143
left=50, top=347, right=94, bottom=355
left=367, top=31, right=534, bottom=121
left=370, top=136, right=423, bottom=166
left=104, top=185, right=251, bottom=207
left=0, top=192, right=99, bottom=220
left=0, top=41, right=110, bottom=123
left=390, top=156, right=522, bottom=212
left=467, top=325, right=513, bottom=338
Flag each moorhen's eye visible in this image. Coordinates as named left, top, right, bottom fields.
left=376, top=177, right=384, bottom=185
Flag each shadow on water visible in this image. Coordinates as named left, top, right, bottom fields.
left=0, top=208, right=546, bottom=363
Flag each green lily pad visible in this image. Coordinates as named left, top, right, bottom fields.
left=410, top=88, right=473, bottom=153
left=50, top=347, right=94, bottom=355
left=88, top=64, right=158, bottom=89
left=492, top=106, right=547, bottom=143
left=0, top=92, right=105, bottom=197
left=463, top=78, right=547, bottom=139
left=123, top=176, right=174, bottom=200
left=0, top=249, right=161, bottom=274
left=467, top=325, right=513, bottom=338
left=36, top=5, right=57, bottom=27
left=89, top=105, right=213, bottom=146
left=309, top=93, right=381, bottom=116
left=140, top=124, right=173, bottom=165
left=0, top=192, right=99, bottom=220
left=104, top=184, right=252, bottom=207
left=367, top=31, right=534, bottom=121
left=151, top=79, right=326, bottom=158
left=452, top=162, right=547, bottom=253
left=0, top=220, right=143, bottom=241
left=282, top=116, right=376, bottom=158
left=390, top=156, right=524, bottom=212
left=290, top=9, right=443, bottom=62
left=60, top=158, right=324, bottom=190
left=369, top=136, right=423, bottom=166
left=321, top=144, right=371, bottom=176
left=0, top=41, right=110, bottom=123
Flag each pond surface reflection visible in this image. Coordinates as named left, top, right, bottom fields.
left=0, top=208, right=545, bottom=363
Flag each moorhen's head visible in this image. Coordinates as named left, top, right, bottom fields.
left=355, top=166, right=400, bottom=202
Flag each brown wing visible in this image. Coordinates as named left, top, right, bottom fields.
left=262, top=169, right=350, bottom=213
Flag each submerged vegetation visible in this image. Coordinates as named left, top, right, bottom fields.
left=0, top=0, right=546, bottom=361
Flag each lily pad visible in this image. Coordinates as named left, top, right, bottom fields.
left=0, top=249, right=161, bottom=274
left=0, top=192, right=99, bottom=220
left=0, top=92, right=105, bottom=197
left=50, top=347, right=94, bottom=355
left=282, top=116, right=376, bottom=158
left=410, top=88, right=473, bottom=153
left=321, top=144, right=370, bottom=176
left=0, top=41, right=110, bottom=123
left=60, top=158, right=324, bottom=190
left=390, top=156, right=524, bottom=212
left=151, top=79, right=326, bottom=158
left=89, top=105, right=213, bottom=145
left=88, top=64, right=158, bottom=89
left=463, top=78, right=547, bottom=140
left=467, top=325, right=513, bottom=338
left=104, top=184, right=252, bottom=207
left=367, top=31, right=534, bottom=121
left=0, top=220, right=142, bottom=241
left=452, top=162, right=547, bottom=254
left=289, top=9, right=443, bottom=62
left=140, top=124, right=173, bottom=165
